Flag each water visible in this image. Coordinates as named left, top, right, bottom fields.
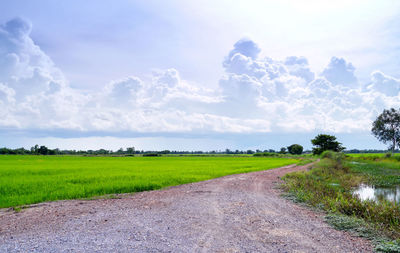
left=353, top=184, right=400, bottom=204
left=349, top=161, right=366, bottom=165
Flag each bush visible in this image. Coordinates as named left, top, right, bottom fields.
left=320, top=151, right=346, bottom=171
left=142, top=153, right=160, bottom=157
left=287, top=144, right=303, bottom=155
left=253, top=152, right=279, bottom=157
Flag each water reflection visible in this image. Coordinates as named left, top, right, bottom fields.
left=353, top=184, right=400, bottom=204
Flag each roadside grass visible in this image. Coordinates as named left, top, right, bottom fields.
left=295, top=157, right=316, bottom=166
left=0, top=155, right=299, bottom=208
left=325, top=214, right=400, bottom=252
left=281, top=152, right=400, bottom=251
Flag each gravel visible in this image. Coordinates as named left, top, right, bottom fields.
left=0, top=164, right=372, bottom=252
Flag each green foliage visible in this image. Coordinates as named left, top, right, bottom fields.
left=0, top=155, right=299, bottom=208
left=279, top=147, right=287, bottom=154
left=311, top=134, right=345, bottom=155
left=253, top=152, right=278, bottom=157
left=287, top=144, right=303, bottom=155
left=320, top=151, right=346, bottom=170
left=142, top=153, right=161, bottom=157
left=372, top=108, right=400, bottom=151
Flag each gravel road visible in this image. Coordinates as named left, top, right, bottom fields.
left=0, top=164, right=372, bottom=252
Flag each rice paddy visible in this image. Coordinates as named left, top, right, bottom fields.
left=0, top=155, right=299, bottom=208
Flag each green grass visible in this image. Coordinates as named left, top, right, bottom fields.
left=347, top=153, right=400, bottom=158
left=325, top=214, right=400, bottom=252
left=0, top=155, right=298, bottom=208
left=282, top=153, right=400, bottom=239
left=349, top=160, right=400, bottom=187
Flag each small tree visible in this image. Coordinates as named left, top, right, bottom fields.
left=287, top=144, right=303, bottom=155
left=126, top=147, right=135, bottom=154
left=311, top=134, right=345, bottom=155
left=38, top=145, right=49, bottom=155
left=279, top=147, right=287, bottom=154
left=372, top=108, right=400, bottom=151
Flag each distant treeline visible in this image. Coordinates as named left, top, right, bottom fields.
left=0, top=146, right=276, bottom=156
left=0, top=145, right=396, bottom=155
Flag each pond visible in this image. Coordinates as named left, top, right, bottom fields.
left=353, top=184, right=400, bottom=204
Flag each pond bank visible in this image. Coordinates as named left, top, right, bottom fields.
left=282, top=153, right=400, bottom=251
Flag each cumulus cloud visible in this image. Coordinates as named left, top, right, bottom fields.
left=103, top=76, right=143, bottom=107
left=1, top=18, right=399, bottom=136
left=217, top=39, right=399, bottom=133
left=366, top=71, right=400, bottom=96
left=284, top=56, right=315, bottom=83
left=224, top=38, right=261, bottom=63
left=321, top=57, right=358, bottom=88
left=0, top=17, right=88, bottom=130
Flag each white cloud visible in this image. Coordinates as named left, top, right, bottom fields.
left=102, top=76, right=143, bottom=107
left=0, top=18, right=399, bottom=137
left=366, top=70, right=400, bottom=96
left=284, top=56, right=315, bottom=83
left=321, top=57, right=358, bottom=88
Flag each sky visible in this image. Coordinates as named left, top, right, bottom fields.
left=1, top=0, right=400, bottom=151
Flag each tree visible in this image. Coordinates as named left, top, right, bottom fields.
left=287, top=144, right=303, bottom=155
left=372, top=108, right=400, bottom=151
left=311, top=134, right=345, bottom=155
left=126, top=147, right=135, bottom=154
left=31, top=144, right=39, bottom=155
left=38, top=145, right=49, bottom=155
left=279, top=147, right=287, bottom=154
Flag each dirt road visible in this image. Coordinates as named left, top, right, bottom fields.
left=0, top=164, right=372, bottom=252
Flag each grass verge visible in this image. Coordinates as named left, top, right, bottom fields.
left=281, top=151, right=400, bottom=252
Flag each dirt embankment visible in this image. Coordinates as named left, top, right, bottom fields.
left=0, top=164, right=372, bottom=252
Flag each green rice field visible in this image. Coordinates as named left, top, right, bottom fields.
left=0, top=155, right=299, bottom=208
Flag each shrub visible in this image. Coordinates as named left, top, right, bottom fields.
left=142, top=153, right=160, bottom=157
left=287, top=144, right=303, bottom=155
left=320, top=151, right=346, bottom=170
left=253, top=152, right=279, bottom=157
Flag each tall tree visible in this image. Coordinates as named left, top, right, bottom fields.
left=311, top=134, right=345, bottom=155
left=372, top=108, right=400, bottom=151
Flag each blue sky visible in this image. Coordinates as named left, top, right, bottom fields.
left=1, top=0, right=400, bottom=151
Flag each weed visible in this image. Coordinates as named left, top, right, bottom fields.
left=282, top=154, right=400, bottom=238
left=325, top=214, right=400, bottom=252
left=375, top=240, right=400, bottom=252
left=325, top=214, right=380, bottom=240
